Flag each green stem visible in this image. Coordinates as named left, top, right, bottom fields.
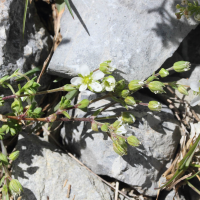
left=95, top=115, right=119, bottom=121
left=187, top=180, right=200, bottom=195
left=2, top=86, right=65, bottom=100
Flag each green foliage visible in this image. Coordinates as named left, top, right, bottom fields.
left=175, top=1, right=200, bottom=20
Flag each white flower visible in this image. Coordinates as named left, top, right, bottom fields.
left=190, top=80, right=200, bottom=106
left=195, top=14, right=200, bottom=21
left=116, top=124, right=129, bottom=135
left=101, top=76, right=116, bottom=91
left=70, top=65, right=104, bottom=92
left=181, top=0, right=188, bottom=5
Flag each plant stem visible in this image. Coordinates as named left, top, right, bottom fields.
left=95, top=115, right=119, bottom=121
left=2, top=87, right=65, bottom=100
left=16, top=72, right=30, bottom=81
left=6, top=115, right=92, bottom=123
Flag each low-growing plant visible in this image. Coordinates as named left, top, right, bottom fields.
left=0, top=59, right=199, bottom=198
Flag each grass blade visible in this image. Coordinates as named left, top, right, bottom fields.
left=23, top=0, right=29, bottom=37
left=64, top=0, right=74, bottom=19
left=187, top=180, right=200, bottom=195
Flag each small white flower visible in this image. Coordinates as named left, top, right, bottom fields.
left=116, top=124, right=129, bottom=135
left=195, top=14, right=200, bottom=21
left=190, top=80, right=200, bottom=106
left=101, top=76, right=116, bottom=91
left=181, top=0, right=188, bottom=5
left=70, top=65, right=104, bottom=92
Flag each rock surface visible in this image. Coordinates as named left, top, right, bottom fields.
left=47, top=0, right=198, bottom=81
left=12, top=132, right=114, bottom=200
left=0, top=0, right=52, bottom=114
left=0, top=0, right=51, bottom=77
left=61, top=91, right=181, bottom=196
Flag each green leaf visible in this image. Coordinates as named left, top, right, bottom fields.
left=62, top=111, right=71, bottom=119
left=178, top=134, right=200, bottom=170
left=15, top=67, right=41, bottom=81
left=64, top=0, right=74, bottom=19
left=186, top=170, right=200, bottom=180
left=54, top=90, right=79, bottom=112
left=158, top=169, right=184, bottom=189
left=23, top=0, right=29, bottom=37
left=187, top=180, right=200, bottom=195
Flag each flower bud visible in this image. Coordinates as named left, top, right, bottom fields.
left=63, top=84, right=76, bottom=91
left=120, top=90, right=130, bottom=98
left=159, top=68, right=169, bottom=78
left=77, top=99, right=89, bottom=109
left=47, top=113, right=57, bottom=122
left=9, top=151, right=19, bottom=161
left=102, top=76, right=116, bottom=91
left=121, top=112, right=135, bottom=124
left=9, top=179, right=23, bottom=195
left=127, top=135, right=140, bottom=147
left=194, top=14, right=200, bottom=21
left=91, top=121, right=99, bottom=132
left=128, top=80, right=144, bottom=92
left=148, top=81, right=165, bottom=94
left=173, top=61, right=191, bottom=72
left=176, top=4, right=181, bottom=9
left=114, top=80, right=125, bottom=93
left=0, top=153, right=8, bottom=165
left=101, top=123, right=110, bottom=132
left=148, top=101, right=162, bottom=112
left=112, top=120, right=121, bottom=130
left=99, top=60, right=115, bottom=74
left=125, top=96, right=136, bottom=106
left=177, top=85, right=188, bottom=95
left=113, top=137, right=127, bottom=156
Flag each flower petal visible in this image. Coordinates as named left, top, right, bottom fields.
left=116, top=125, right=127, bottom=135
left=80, top=65, right=90, bottom=76
left=71, top=77, right=83, bottom=85
left=107, top=77, right=115, bottom=84
left=79, top=84, right=88, bottom=91
left=105, top=86, right=114, bottom=91
left=90, top=82, right=102, bottom=92
left=190, top=81, right=200, bottom=92
left=92, top=71, right=105, bottom=80
left=191, top=95, right=200, bottom=107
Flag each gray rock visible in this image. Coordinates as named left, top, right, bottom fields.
left=12, top=132, right=114, bottom=200
left=0, top=0, right=52, bottom=114
left=60, top=91, right=181, bottom=196
left=0, top=0, right=52, bottom=77
left=159, top=189, right=188, bottom=200
left=47, top=0, right=198, bottom=82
